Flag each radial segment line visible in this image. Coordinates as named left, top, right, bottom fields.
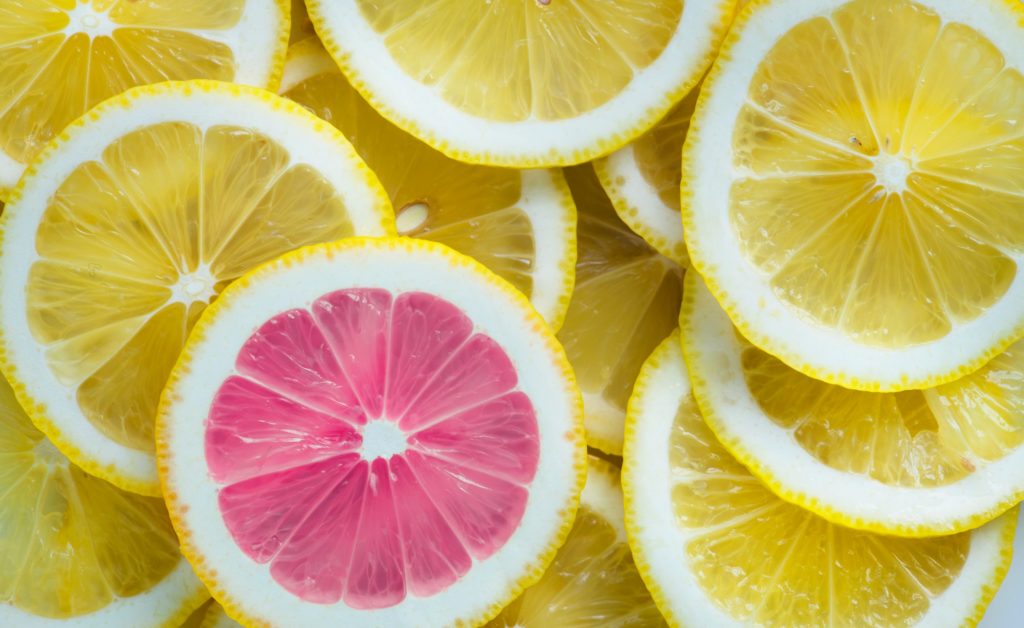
left=826, top=17, right=883, bottom=151
left=744, top=100, right=871, bottom=161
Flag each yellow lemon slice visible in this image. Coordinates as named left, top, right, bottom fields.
left=559, top=165, right=683, bottom=455
left=0, top=81, right=393, bottom=495
left=303, top=0, right=737, bottom=167
left=279, top=39, right=576, bottom=329
left=623, top=331, right=1018, bottom=626
left=0, top=0, right=289, bottom=198
left=683, top=0, right=1024, bottom=391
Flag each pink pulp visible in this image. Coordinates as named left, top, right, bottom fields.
left=205, top=289, right=540, bottom=608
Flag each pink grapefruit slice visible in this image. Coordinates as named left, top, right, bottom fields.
left=157, top=237, right=586, bottom=626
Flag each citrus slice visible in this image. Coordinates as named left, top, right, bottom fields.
left=489, top=455, right=664, bottom=627
left=303, top=0, right=736, bottom=167
left=559, top=165, right=683, bottom=455
left=199, top=603, right=240, bottom=628
left=623, top=331, right=1018, bottom=626
left=594, top=87, right=698, bottom=266
left=0, top=80, right=393, bottom=496
left=0, top=369, right=207, bottom=625
left=289, top=0, right=314, bottom=43
left=682, top=271, right=1024, bottom=536
left=683, top=0, right=1024, bottom=391
left=157, top=238, right=585, bottom=626
left=279, top=39, right=576, bottom=329
left=0, top=0, right=289, bottom=199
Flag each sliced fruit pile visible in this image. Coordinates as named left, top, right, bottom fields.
left=0, top=0, right=1021, bottom=626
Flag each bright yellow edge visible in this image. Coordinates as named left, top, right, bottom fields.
left=155, top=236, right=588, bottom=628
left=593, top=155, right=689, bottom=267
left=0, top=79, right=396, bottom=496
left=678, top=271, right=1024, bottom=538
left=158, top=583, right=213, bottom=628
left=679, top=0, right=1024, bottom=393
left=304, top=0, right=737, bottom=168
left=622, top=331, right=1020, bottom=628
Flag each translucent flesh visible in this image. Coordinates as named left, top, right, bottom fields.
left=487, top=506, right=664, bottom=627
left=560, top=165, right=682, bottom=451
left=28, top=122, right=356, bottom=452
left=668, top=384, right=971, bottom=625
left=0, top=0, right=242, bottom=167
left=0, top=373, right=179, bottom=618
left=634, top=86, right=700, bottom=211
left=354, top=0, right=683, bottom=121
left=731, top=0, right=1024, bottom=347
left=282, top=59, right=537, bottom=299
left=208, top=289, right=539, bottom=608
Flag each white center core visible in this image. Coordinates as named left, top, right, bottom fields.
left=873, top=152, right=912, bottom=194
left=65, top=1, right=116, bottom=38
left=396, top=202, right=430, bottom=235
left=34, top=438, right=66, bottom=466
left=171, top=264, right=218, bottom=305
left=361, top=420, right=407, bottom=460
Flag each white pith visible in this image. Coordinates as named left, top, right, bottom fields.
left=0, top=559, right=205, bottom=627
left=0, top=82, right=392, bottom=492
left=0, top=0, right=285, bottom=192
left=624, top=333, right=1016, bottom=627
left=582, top=459, right=628, bottom=545
left=360, top=419, right=408, bottom=461
left=305, top=0, right=734, bottom=165
left=160, top=240, right=582, bottom=627
left=685, top=0, right=1024, bottom=390
left=684, top=276, right=1024, bottom=532
left=278, top=43, right=577, bottom=329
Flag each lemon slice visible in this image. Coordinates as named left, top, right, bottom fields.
left=0, top=0, right=289, bottom=199
left=158, top=238, right=585, bottom=626
left=0, top=80, right=393, bottom=496
left=289, top=0, right=314, bottom=43
left=623, top=331, right=1018, bottom=626
left=683, top=0, right=1024, bottom=391
left=304, top=0, right=736, bottom=167
left=198, top=603, right=239, bottom=628
left=595, top=87, right=698, bottom=266
left=489, top=456, right=664, bottom=627
left=682, top=272, right=1024, bottom=536
left=0, top=369, right=207, bottom=625
left=559, top=165, right=683, bottom=455
left=279, top=39, right=576, bottom=329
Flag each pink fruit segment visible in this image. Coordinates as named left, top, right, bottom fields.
left=209, top=289, right=539, bottom=608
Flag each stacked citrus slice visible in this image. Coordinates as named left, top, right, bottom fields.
left=0, top=0, right=289, bottom=198
left=279, top=38, right=576, bottom=328
left=0, top=369, right=207, bottom=625
left=559, top=165, right=683, bottom=455
left=305, top=0, right=736, bottom=166
left=625, top=333, right=1018, bottom=626
left=0, top=80, right=392, bottom=495
left=158, top=238, right=585, bottom=626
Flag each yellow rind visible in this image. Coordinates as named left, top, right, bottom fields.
left=963, top=508, right=1018, bottom=628
left=679, top=273, right=1024, bottom=537
left=585, top=423, right=627, bottom=459
left=679, top=0, right=1024, bottom=393
left=0, top=79, right=395, bottom=496
left=622, top=331, right=685, bottom=628
left=157, top=579, right=212, bottom=628
left=305, top=0, right=738, bottom=168
left=593, top=151, right=689, bottom=267
left=156, top=237, right=587, bottom=628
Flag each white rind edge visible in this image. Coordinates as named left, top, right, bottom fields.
left=0, top=0, right=286, bottom=193
left=625, top=332, right=1016, bottom=627
left=306, top=0, right=734, bottom=164
left=686, top=274, right=1024, bottom=530
left=0, top=82, right=391, bottom=490
left=685, top=0, right=1024, bottom=389
left=161, top=240, right=582, bottom=627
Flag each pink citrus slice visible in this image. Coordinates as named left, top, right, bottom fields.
left=158, top=238, right=585, bottom=626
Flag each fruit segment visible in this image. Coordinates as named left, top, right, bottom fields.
left=209, top=289, right=539, bottom=608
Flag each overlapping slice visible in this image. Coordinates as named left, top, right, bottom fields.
left=489, top=456, right=664, bottom=627
left=559, top=165, right=683, bottom=455
left=158, top=238, right=585, bottom=627
left=0, top=368, right=206, bottom=625
left=683, top=0, right=1024, bottom=390
left=0, top=0, right=289, bottom=197
left=682, top=272, right=1024, bottom=536
left=0, top=80, right=393, bottom=495
left=289, top=0, right=314, bottom=43
left=279, top=39, right=576, bottom=328
left=623, top=331, right=1018, bottom=626
left=304, top=0, right=736, bottom=167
